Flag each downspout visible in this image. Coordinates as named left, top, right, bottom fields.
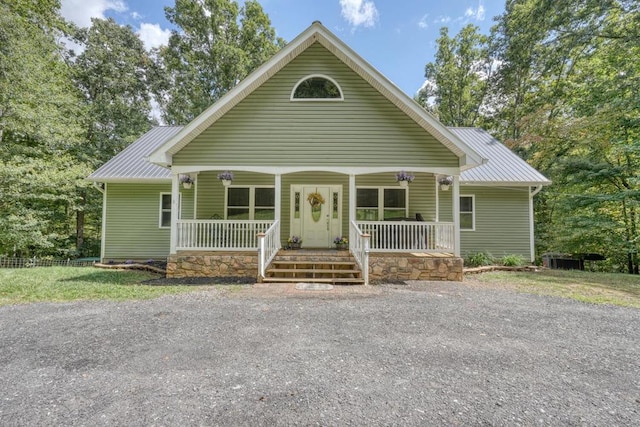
left=529, top=186, right=543, bottom=263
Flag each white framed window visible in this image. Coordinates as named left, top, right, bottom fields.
left=159, top=193, right=181, bottom=228
left=356, top=187, right=408, bottom=221
left=290, top=74, right=344, bottom=101
left=225, top=186, right=275, bottom=220
left=460, top=195, right=475, bottom=231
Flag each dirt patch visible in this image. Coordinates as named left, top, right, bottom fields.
left=140, top=276, right=255, bottom=286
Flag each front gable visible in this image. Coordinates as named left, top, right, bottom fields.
left=149, top=22, right=485, bottom=172
left=172, top=42, right=459, bottom=169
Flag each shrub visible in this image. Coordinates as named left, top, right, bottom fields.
left=501, top=254, right=524, bottom=266
left=465, top=251, right=494, bottom=267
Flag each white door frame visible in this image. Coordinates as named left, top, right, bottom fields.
left=290, top=184, right=342, bottom=248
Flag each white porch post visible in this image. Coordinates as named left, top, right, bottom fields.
left=349, top=174, right=356, bottom=223
left=170, top=172, right=180, bottom=254
left=435, top=175, right=440, bottom=222
left=274, top=173, right=282, bottom=220
left=453, top=175, right=460, bottom=257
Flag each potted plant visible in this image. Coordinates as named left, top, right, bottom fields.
left=334, top=236, right=348, bottom=250
left=395, top=171, right=414, bottom=188
left=287, top=236, right=302, bottom=249
left=438, top=175, right=453, bottom=191
left=179, top=174, right=194, bottom=189
left=217, top=171, right=234, bottom=186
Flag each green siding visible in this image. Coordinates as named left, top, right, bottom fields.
left=173, top=43, right=458, bottom=168
left=459, top=186, right=531, bottom=260
left=103, top=183, right=192, bottom=260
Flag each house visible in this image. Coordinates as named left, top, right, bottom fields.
left=88, top=21, right=550, bottom=284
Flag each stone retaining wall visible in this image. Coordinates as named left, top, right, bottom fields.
left=369, top=254, right=463, bottom=281
left=167, top=252, right=258, bottom=279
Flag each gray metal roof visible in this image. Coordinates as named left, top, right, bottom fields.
left=451, top=127, right=551, bottom=186
left=88, top=125, right=550, bottom=186
left=88, top=126, right=182, bottom=181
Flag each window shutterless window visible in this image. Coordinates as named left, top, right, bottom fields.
left=356, top=187, right=407, bottom=221
left=460, top=195, right=475, bottom=230
left=226, top=187, right=275, bottom=220
left=159, top=193, right=181, bottom=228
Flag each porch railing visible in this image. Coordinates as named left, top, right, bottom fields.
left=176, top=220, right=275, bottom=251
left=356, top=221, right=455, bottom=253
left=258, top=220, right=281, bottom=279
left=350, top=220, right=370, bottom=285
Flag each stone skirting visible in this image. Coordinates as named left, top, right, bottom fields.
left=167, top=252, right=258, bottom=278
left=166, top=251, right=463, bottom=282
left=369, top=253, right=463, bottom=282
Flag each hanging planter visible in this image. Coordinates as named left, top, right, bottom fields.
left=307, top=190, right=326, bottom=222
left=438, top=176, right=453, bottom=191
left=217, top=171, right=234, bottom=187
left=395, top=171, right=414, bottom=187
left=179, top=174, right=194, bottom=189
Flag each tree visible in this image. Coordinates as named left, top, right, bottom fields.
left=417, top=25, right=494, bottom=127
left=157, top=0, right=285, bottom=124
left=0, top=0, right=87, bottom=257
left=71, top=18, right=159, bottom=252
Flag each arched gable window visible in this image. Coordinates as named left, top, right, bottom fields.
left=291, top=74, right=344, bottom=101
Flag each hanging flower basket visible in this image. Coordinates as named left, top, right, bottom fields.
left=179, top=174, right=194, bottom=189
left=395, top=171, right=414, bottom=187
left=307, top=191, right=325, bottom=222
left=217, top=171, right=234, bottom=186
left=438, top=176, right=453, bottom=191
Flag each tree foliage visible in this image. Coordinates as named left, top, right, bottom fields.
left=157, top=0, right=284, bottom=124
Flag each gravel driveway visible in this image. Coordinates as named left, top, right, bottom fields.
left=0, top=281, right=638, bottom=426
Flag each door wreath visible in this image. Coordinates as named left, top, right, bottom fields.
left=307, top=190, right=325, bottom=222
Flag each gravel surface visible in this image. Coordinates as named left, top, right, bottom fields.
left=0, top=281, right=638, bottom=426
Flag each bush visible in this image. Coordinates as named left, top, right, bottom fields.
left=465, top=251, right=494, bottom=267
left=501, top=254, right=524, bottom=266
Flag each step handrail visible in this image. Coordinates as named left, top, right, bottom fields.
left=257, top=220, right=281, bottom=280
left=350, top=220, right=370, bottom=285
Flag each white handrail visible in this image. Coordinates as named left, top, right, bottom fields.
left=258, top=220, right=281, bottom=279
left=356, top=221, right=455, bottom=253
left=176, top=220, right=275, bottom=251
left=350, top=220, right=370, bottom=285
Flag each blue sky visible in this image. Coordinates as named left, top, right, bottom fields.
left=60, top=0, right=505, bottom=96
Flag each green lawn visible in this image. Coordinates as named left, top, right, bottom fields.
left=469, top=269, right=640, bottom=308
left=0, top=267, right=203, bottom=306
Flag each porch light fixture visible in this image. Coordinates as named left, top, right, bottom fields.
left=217, top=171, right=234, bottom=186
left=395, top=171, right=414, bottom=188
left=438, top=175, right=453, bottom=191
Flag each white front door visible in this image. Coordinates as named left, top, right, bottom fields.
left=291, top=185, right=342, bottom=248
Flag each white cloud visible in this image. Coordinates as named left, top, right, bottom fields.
left=137, top=23, right=171, bottom=50
left=60, top=0, right=127, bottom=27
left=465, top=1, right=486, bottom=22
left=339, top=0, right=379, bottom=28
left=418, top=14, right=428, bottom=29
left=131, top=11, right=142, bottom=20
left=434, top=16, right=451, bottom=24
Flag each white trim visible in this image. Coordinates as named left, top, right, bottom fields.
left=434, top=175, right=440, bottom=222
left=274, top=174, right=282, bottom=223
left=223, top=185, right=276, bottom=220
left=453, top=176, right=461, bottom=257
left=349, top=175, right=356, bottom=223
left=290, top=74, right=344, bottom=101
left=529, top=186, right=536, bottom=263
left=160, top=192, right=182, bottom=229
left=459, top=194, right=475, bottom=232
left=170, top=165, right=464, bottom=175
left=355, top=186, right=409, bottom=221
left=100, top=183, right=107, bottom=261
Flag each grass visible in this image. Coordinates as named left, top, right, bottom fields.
left=0, top=267, right=207, bottom=306
left=470, top=269, right=640, bottom=308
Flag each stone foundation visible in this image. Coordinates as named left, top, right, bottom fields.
left=167, top=252, right=258, bottom=279
left=369, top=253, right=463, bottom=281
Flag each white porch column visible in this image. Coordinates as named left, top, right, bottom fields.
left=452, top=175, right=460, bottom=257
left=274, top=173, right=282, bottom=219
left=349, top=174, right=356, bottom=223
left=169, top=172, right=180, bottom=254
left=435, top=175, right=440, bottom=222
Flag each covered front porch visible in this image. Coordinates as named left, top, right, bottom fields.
left=167, top=168, right=463, bottom=284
